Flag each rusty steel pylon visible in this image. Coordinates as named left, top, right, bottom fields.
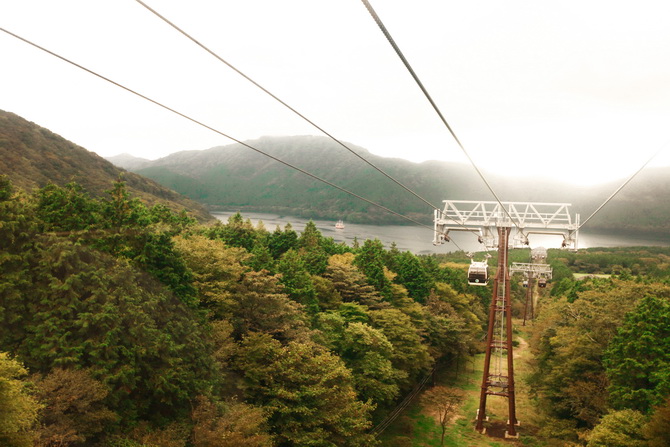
left=474, top=226, right=517, bottom=436
left=433, top=201, right=579, bottom=438
left=522, top=272, right=534, bottom=326
left=510, top=248, right=552, bottom=326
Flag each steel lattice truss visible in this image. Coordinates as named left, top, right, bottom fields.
left=433, top=200, right=580, bottom=249
left=509, top=262, right=553, bottom=279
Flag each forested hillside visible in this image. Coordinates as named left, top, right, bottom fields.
left=0, top=110, right=213, bottom=222
left=2, top=172, right=670, bottom=445
left=114, top=135, right=670, bottom=234
left=0, top=175, right=488, bottom=446
left=2, top=111, right=669, bottom=446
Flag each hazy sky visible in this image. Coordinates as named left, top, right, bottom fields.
left=2, top=0, right=670, bottom=186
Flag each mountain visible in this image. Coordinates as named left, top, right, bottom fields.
left=105, top=153, right=151, bottom=171
left=118, top=134, right=670, bottom=234
left=0, top=110, right=214, bottom=222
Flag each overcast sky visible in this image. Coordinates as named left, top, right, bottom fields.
left=2, top=0, right=670, bottom=186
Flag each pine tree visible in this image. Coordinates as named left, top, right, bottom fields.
left=604, top=295, right=670, bottom=413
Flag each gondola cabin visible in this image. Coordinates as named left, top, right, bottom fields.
left=468, top=261, right=489, bottom=286
left=522, top=280, right=528, bottom=288
left=538, top=278, right=547, bottom=288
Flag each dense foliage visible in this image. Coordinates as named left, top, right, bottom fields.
left=0, top=177, right=485, bottom=446
left=526, top=248, right=670, bottom=445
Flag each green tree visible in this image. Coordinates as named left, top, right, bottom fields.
left=325, top=254, right=383, bottom=308
left=0, top=178, right=36, bottom=351
left=276, top=249, right=318, bottom=313
left=586, top=409, right=648, bottom=447
left=36, top=182, right=100, bottom=231
left=392, top=251, right=434, bottom=302
left=339, top=322, right=403, bottom=405
left=230, top=270, right=308, bottom=342
left=0, top=352, right=40, bottom=447
left=247, top=242, right=275, bottom=273
left=91, top=180, right=197, bottom=305
left=173, top=235, right=249, bottom=318
left=297, top=221, right=328, bottom=275
left=234, top=333, right=377, bottom=446
left=99, top=178, right=150, bottom=230
left=267, top=224, right=298, bottom=259
left=311, top=275, right=343, bottom=310
left=10, top=241, right=215, bottom=423
left=369, top=307, right=432, bottom=386
left=354, top=239, right=392, bottom=298
left=313, top=314, right=402, bottom=405
left=604, top=295, right=670, bottom=413
left=528, top=281, right=668, bottom=426
left=206, top=213, right=259, bottom=252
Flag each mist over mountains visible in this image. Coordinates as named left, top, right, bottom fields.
left=111, top=135, right=670, bottom=235
left=1, top=108, right=665, bottom=235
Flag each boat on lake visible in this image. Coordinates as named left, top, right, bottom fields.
left=335, top=220, right=345, bottom=229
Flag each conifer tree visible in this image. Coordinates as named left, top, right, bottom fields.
left=604, top=295, right=670, bottom=413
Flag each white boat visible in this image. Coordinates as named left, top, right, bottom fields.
left=335, top=220, right=345, bottom=229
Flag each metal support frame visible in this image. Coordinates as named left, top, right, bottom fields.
left=433, top=201, right=579, bottom=249
left=510, top=251, right=553, bottom=325
left=434, top=202, right=579, bottom=437
left=522, top=273, right=534, bottom=325
left=475, top=226, right=517, bottom=435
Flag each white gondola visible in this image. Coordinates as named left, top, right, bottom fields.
left=468, top=260, right=489, bottom=286
left=538, top=278, right=547, bottom=288
left=522, top=280, right=528, bottom=288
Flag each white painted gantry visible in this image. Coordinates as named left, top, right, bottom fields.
left=433, top=201, right=580, bottom=250
left=509, top=262, right=553, bottom=279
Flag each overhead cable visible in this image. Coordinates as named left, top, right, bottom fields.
left=0, top=26, right=466, bottom=248
left=579, top=145, right=665, bottom=229
left=133, top=0, right=441, bottom=213
left=371, top=366, right=436, bottom=436
left=359, top=0, right=519, bottom=230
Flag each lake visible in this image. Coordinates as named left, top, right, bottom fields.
left=212, top=212, right=670, bottom=254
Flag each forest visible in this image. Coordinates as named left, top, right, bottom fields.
left=1, top=175, right=669, bottom=447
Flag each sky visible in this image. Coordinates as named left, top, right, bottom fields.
left=2, top=0, right=670, bottom=186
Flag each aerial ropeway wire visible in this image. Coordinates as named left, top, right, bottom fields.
left=359, top=0, right=520, bottom=231
left=361, top=0, right=667, bottom=247
left=0, top=26, right=470, bottom=251
left=578, top=144, right=666, bottom=230
left=132, top=0, right=441, bottom=214
left=133, top=0, right=484, bottom=247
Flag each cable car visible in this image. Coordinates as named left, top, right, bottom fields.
left=538, top=278, right=547, bottom=288
left=468, top=260, right=489, bottom=286
left=522, top=280, right=528, bottom=288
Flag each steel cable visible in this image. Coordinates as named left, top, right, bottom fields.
left=360, top=0, right=520, bottom=231
left=579, top=144, right=666, bottom=229
left=0, top=26, right=467, bottom=249
left=134, top=0, right=442, bottom=213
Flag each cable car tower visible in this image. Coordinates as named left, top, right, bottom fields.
left=434, top=201, right=579, bottom=437
left=510, top=247, right=552, bottom=325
